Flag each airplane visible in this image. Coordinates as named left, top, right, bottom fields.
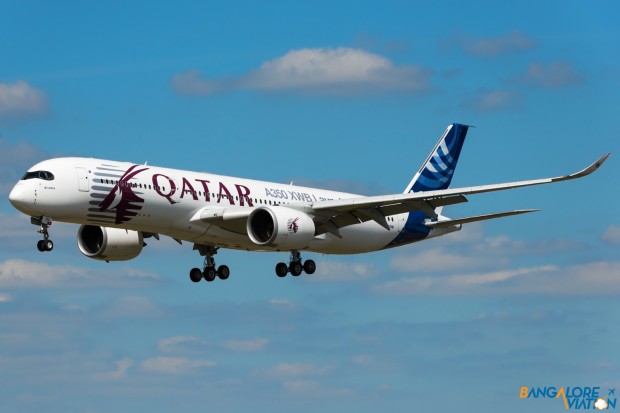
left=8, top=123, right=610, bottom=283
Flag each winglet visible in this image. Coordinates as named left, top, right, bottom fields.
left=552, top=153, right=611, bottom=182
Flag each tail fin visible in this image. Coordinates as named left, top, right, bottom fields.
left=404, top=123, right=470, bottom=193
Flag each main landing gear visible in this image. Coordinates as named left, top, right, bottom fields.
left=275, top=251, right=316, bottom=277
left=32, top=216, right=54, bottom=252
left=189, top=245, right=230, bottom=283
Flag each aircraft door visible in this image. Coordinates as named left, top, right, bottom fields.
left=76, top=167, right=90, bottom=192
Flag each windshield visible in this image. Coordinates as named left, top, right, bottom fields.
left=21, top=170, right=55, bottom=181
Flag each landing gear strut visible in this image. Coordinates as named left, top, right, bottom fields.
left=32, top=216, right=54, bottom=252
left=275, top=251, right=316, bottom=278
left=189, top=245, right=230, bottom=283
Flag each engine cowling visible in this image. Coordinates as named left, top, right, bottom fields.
left=77, top=225, right=144, bottom=261
left=247, top=206, right=315, bottom=250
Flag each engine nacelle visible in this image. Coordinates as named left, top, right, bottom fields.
left=247, top=206, right=315, bottom=250
left=77, top=225, right=144, bottom=261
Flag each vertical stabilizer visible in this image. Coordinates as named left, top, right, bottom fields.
left=404, top=123, right=470, bottom=193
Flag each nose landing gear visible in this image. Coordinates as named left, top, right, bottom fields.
left=275, top=251, right=316, bottom=278
left=32, top=216, right=54, bottom=252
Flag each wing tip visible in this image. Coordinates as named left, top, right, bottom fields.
left=558, top=152, right=611, bottom=182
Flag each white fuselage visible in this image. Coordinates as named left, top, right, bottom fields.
left=9, top=157, right=431, bottom=255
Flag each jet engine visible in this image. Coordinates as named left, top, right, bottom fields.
left=77, top=225, right=144, bottom=261
left=247, top=206, right=315, bottom=250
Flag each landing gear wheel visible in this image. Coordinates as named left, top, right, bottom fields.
left=290, top=261, right=303, bottom=277
left=189, top=268, right=203, bottom=283
left=275, top=262, right=288, bottom=277
left=303, top=259, right=316, bottom=275
left=36, top=239, right=53, bottom=252
left=217, top=265, right=230, bottom=280
left=204, top=267, right=216, bottom=282
left=32, top=217, right=54, bottom=252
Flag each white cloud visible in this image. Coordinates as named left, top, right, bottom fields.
left=171, top=48, right=433, bottom=97
left=0, top=292, right=12, bottom=302
left=101, top=296, right=164, bottom=318
left=462, top=89, right=523, bottom=113
left=269, top=298, right=298, bottom=310
left=61, top=304, right=86, bottom=312
left=0, top=259, right=87, bottom=287
left=281, top=379, right=354, bottom=397
left=310, top=260, right=380, bottom=282
left=390, top=247, right=504, bottom=273
left=222, top=338, right=269, bottom=352
left=282, top=379, right=320, bottom=393
left=141, top=356, right=216, bottom=374
left=388, top=228, right=580, bottom=275
left=0, top=259, right=160, bottom=289
left=352, top=355, right=374, bottom=366
left=157, top=336, right=201, bottom=353
left=601, top=226, right=620, bottom=245
left=373, top=262, right=620, bottom=296
left=0, top=81, right=49, bottom=119
left=514, top=61, right=583, bottom=88
left=264, top=362, right=332, bottom=379
left=450, top=30, right=536, bottom=57
left=96, top=358, right=134, bottom=380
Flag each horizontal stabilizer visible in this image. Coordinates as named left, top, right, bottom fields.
left=424, top=209, right=540, bottom=229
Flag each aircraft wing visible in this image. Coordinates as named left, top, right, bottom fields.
left=296, top=153, right=610, bottom=235
left=190, top=153, right=609, bottom=236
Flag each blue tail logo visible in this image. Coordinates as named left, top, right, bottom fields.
left=406, top=123, right=469, bottom=193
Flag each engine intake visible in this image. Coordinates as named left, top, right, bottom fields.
left=247, top=206, right=315, bottom=250
left=77, top=225, right=144, bottom=261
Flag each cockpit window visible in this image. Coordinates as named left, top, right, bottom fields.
left=21, top=170, right=55, bottom=181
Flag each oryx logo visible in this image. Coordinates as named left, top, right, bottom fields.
left=99, top=165, right=149, bottom=224
left=287, top=217, right=300, bottom=234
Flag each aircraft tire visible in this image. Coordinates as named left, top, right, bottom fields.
left=275, top=262, right=288, bottom=277
left=190, top=268, right=203, bottom=282
left=290, top=262, right=302, bottom=277
left=204, top=267, right=216, bottom=282
left=217, top=265, right=230, bottom=280
left=303, top=260, right=316, bottom=274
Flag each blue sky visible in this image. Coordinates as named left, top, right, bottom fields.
left=1, top=1, right=619, bottom=412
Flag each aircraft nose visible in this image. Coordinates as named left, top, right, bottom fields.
left=8, top=182, right=34, bottom=214
left=8, top=183, right=23, bottom=207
